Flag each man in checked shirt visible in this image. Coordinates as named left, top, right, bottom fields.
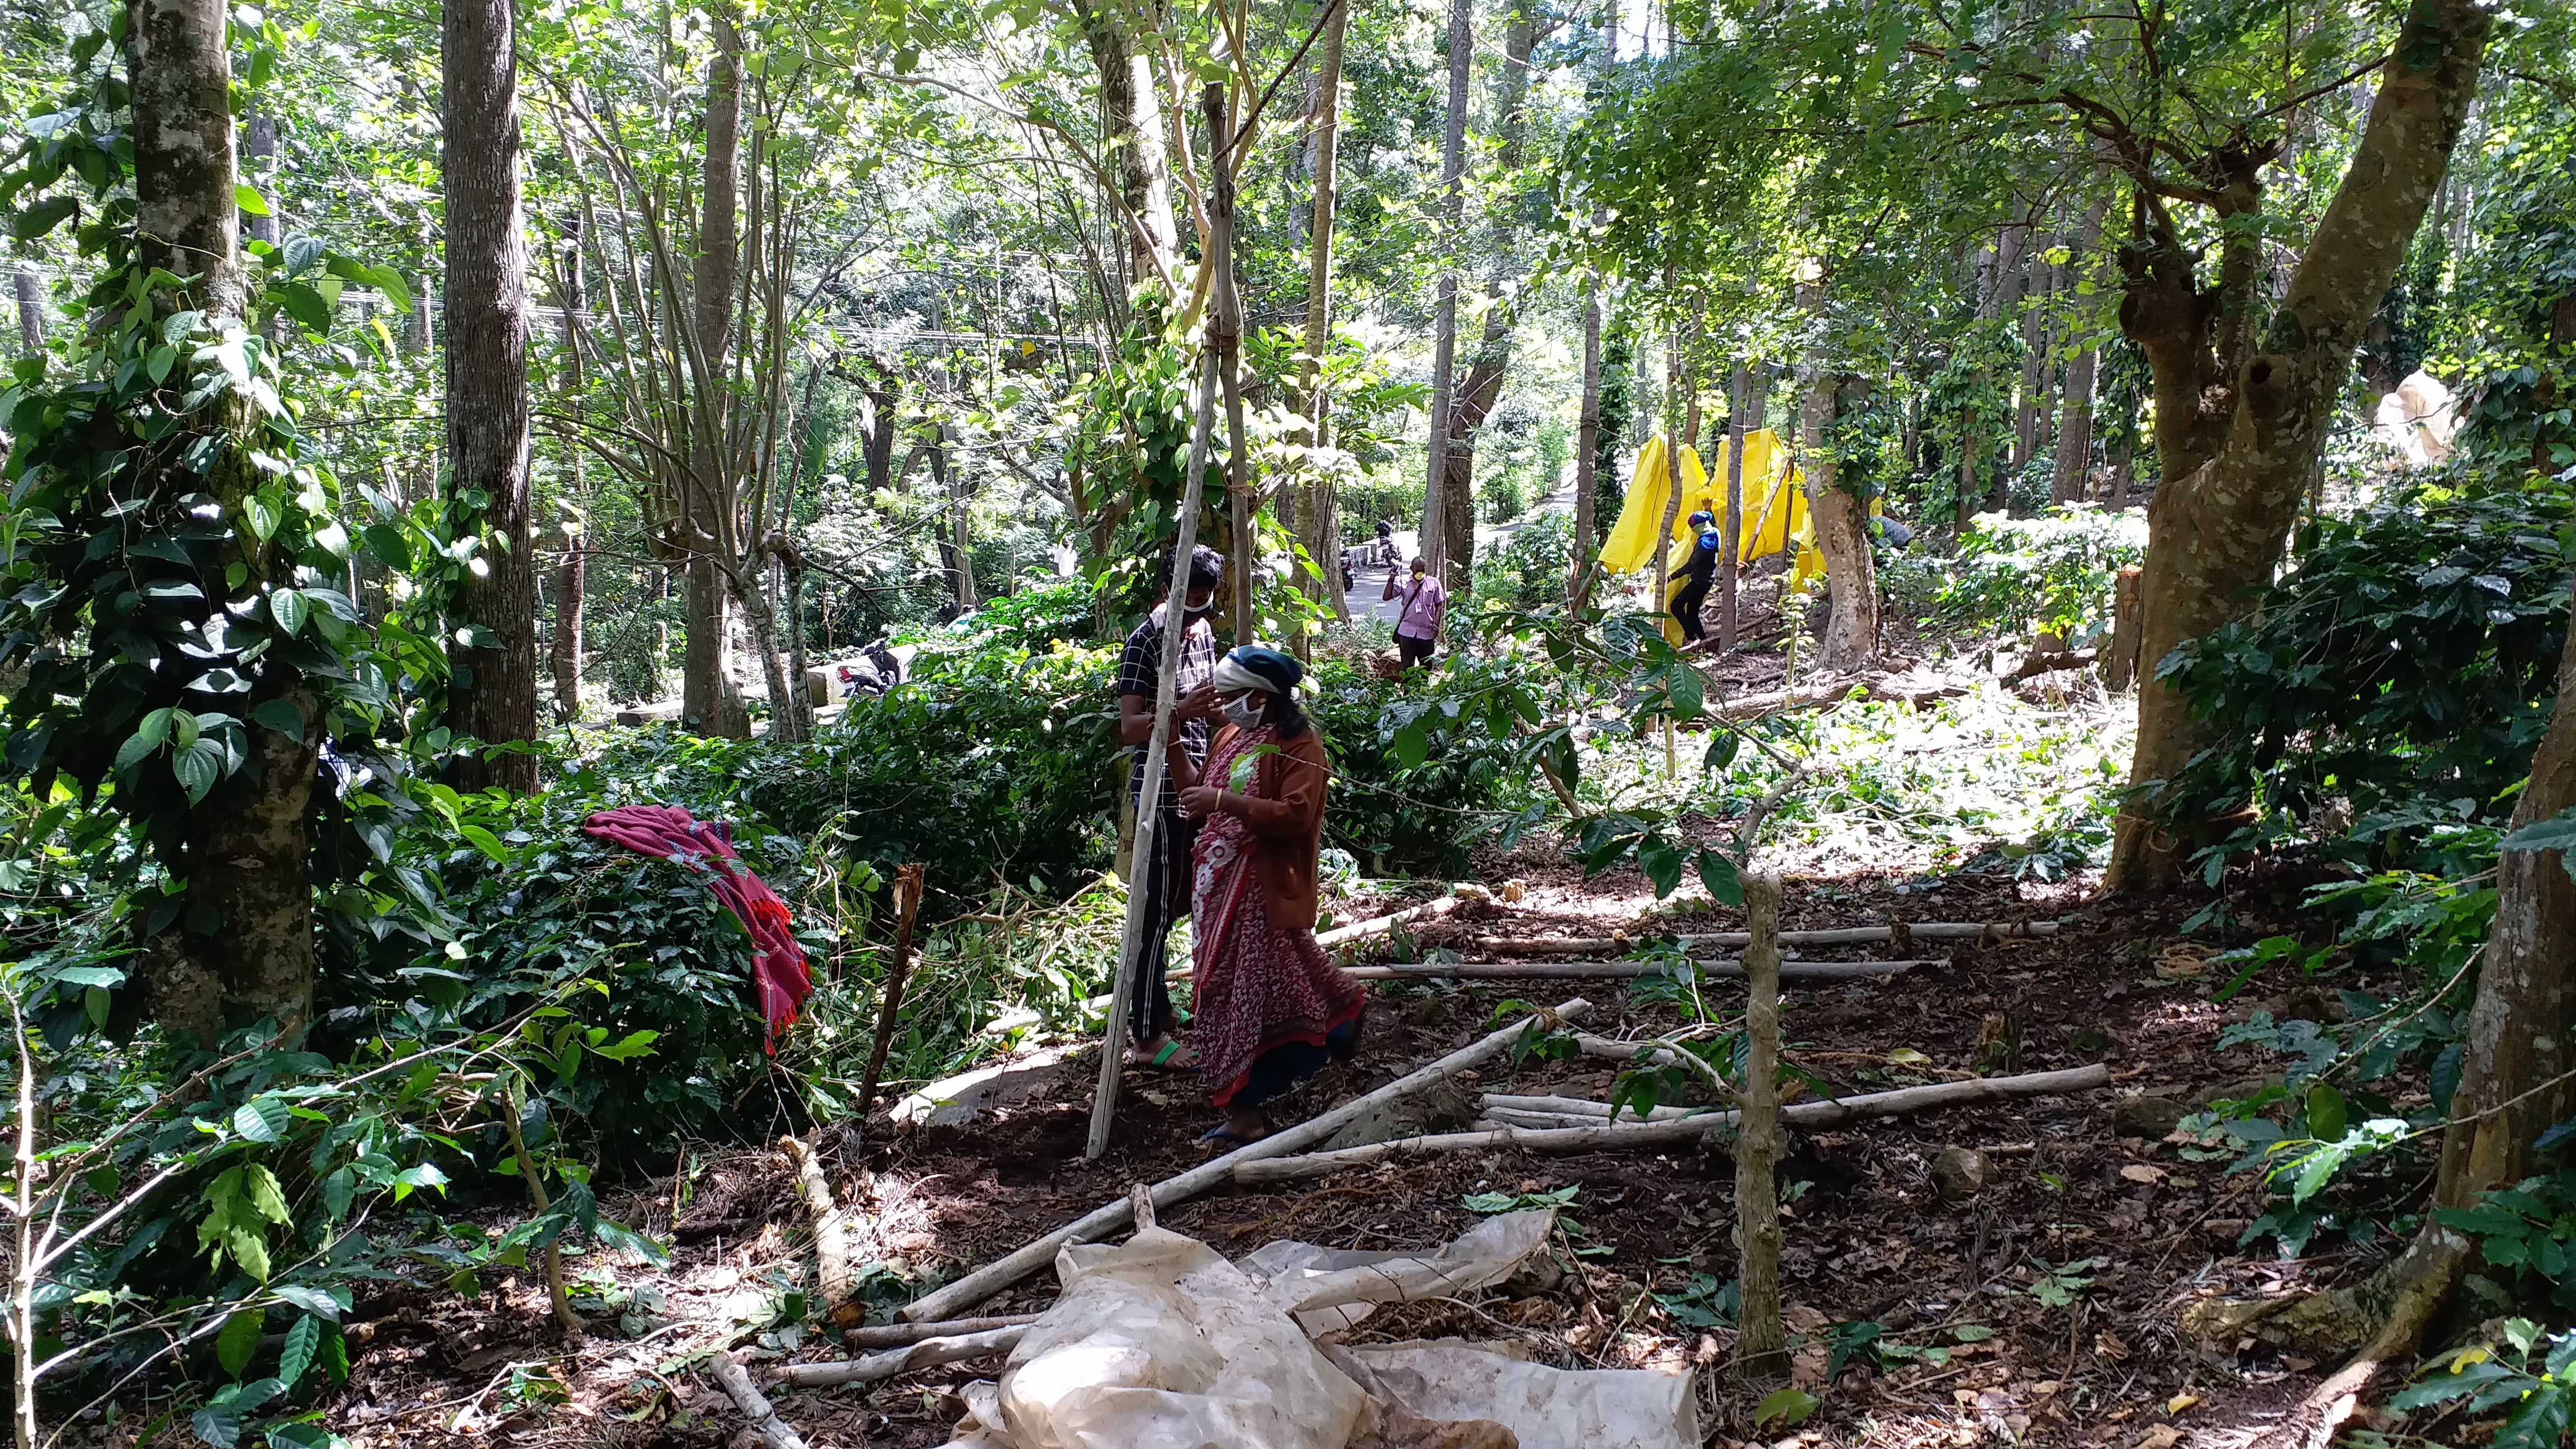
left=1114, top=543, right=1225, bottom=1071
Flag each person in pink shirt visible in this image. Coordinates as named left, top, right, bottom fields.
left=1382, top=556, right=1446, bottom=670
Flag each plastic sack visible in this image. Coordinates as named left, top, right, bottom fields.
left=939, top=1211, right=1697, bottom=1449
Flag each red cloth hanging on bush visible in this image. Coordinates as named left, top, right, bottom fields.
left=583, top=804, right=813, bottom=1054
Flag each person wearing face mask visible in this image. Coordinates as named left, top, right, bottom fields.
left=1114, top=544, right=1227, bottom=1072
left=1170, top=646, right=1365, bottom=1145
left=1382, top=556, right=1446, bottom=670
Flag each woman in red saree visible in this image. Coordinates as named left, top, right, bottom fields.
left=1173, top=646, right=1366, bottom=1145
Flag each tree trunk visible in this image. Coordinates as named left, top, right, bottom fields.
left=2012, top=216, right=2059, bottom=475
left=1420, top=0, right=1470, bottom=586
left=1800, top=278, right=1874, bottom=673
left=12, top=268, right=41, bottom=354
left=1732, top=870, right=1788, bottom=1381
left=2050, top=198, right=2110, bottom=506
left=1292, top=0, right=1351, bottom=638
left=443, top=0, right=538, bottom=793
left=1959, top=221, right=2027, bottom=523
left=239, top=114, right=282, bottom=251
left=2105, top=0, right=2494, bottom=891
left=1209, top=86, right=1254, bottom=642
left=1571, top=279, right=1602, bottom=606
left=126, top=0, right=245, bottom=320
left=122, top=0, right=325, bottom=1040
left=1434, top=5, right=1539, bottom=586
left=1720, top=362, right=1748, bottom=648
left=1076, top=0, right=1177, bottom=287
left=683, top=7, right=748, bottom=738
left=551, top=240, right=586, bottom=723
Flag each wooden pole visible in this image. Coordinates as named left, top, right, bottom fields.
left=845, top=1313, right=1037, bottom=1350
left=1088, top=269, right=1224, bottom=1162
left=710, top=1352, right=809, bottom=1449
left=905, top=998, right=1592, bottom=1321
left=776, top=1327, right=1026, bottom=1389
left=1230, top=1064, right=2113, bottom=1184
left=1339, top=959, right=1921, bottom=982
left=858, top=863, right=926, bottom=1109
left=1733, top=870, right=1788, bottom=1380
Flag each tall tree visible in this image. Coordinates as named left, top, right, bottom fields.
left=551, top=235, right=588, bottom=723
left=1799, top=269, right=1874, bottom=671
left=11, top=268, right=40, bottom=353
left=681, top=6, right=750, bottom=738
left=1420, top=0, right=1470, bottom=585
left=2105, top=0, right=2496, bottom=888
left=1433, top=2, right=1540, bottom=581
left=1293, top=0, right=1350, bottom=634
left=125, top=0, right=320, bottom=1038
left=444, top=0, right=539, bottom=792
left=1073, top=0, right=1179, bottom=291
left=2049, top=196, right=2110, bottom=505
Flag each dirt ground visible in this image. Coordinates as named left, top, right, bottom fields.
left=262, top=844, right=2414, bottom=1449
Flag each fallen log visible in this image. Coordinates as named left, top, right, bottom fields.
left=1459, top=921, right=2059, bottom=954
left=779, top=1137, right=858, bottom=1325
left=897, top=996, right=1594, bottom=1322
left=1314, top=895, right=1461, bottom=948
left=711, top=1351, right=810, bottom=1449
left=1343, top=958, right=1922, bottom=982
left=844, top=1313, right=1039, bottom=1350
left=1714, top=675, right=1968, bottom=721
left=2007, top=648, right=2099, bottom=682
left=1232, top=1064, right=2114, bottom=1185
left=777, top=1326, right=1026, bottom=1389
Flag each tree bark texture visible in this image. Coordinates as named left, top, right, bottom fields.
left=1721, top=363, right=1748, bottom=648
left=1800, top=280, right=1874, bottom=673
left=12, top=268, right=41, bottom=354
left=239, top=114, right=282, bottom=250
left=1076, top=0, right=1178, bottom=288
left=1294, top=0, right=1349, bottom=633
left=551, top=241, right=586, bottom=723
left=2106, top=0, right=2494, bottom=890
left=1420, top=0, right=1470, bottom=586
left=1434, top=6, right=1539, bottom=584
left=444, top=0, right=539, bottom=792
left=1571, top=278, right=1602, bottom=604
left=1208, top=86, right=1254, bottom=640
left=1732, top=871, right=1788, bottom=1381
left=125, top=0, right=245, bottom=319
left=683, top=8, right=749, bottom=738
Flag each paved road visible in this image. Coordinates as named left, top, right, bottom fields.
left=1338, top=481, right=1576, bottom=624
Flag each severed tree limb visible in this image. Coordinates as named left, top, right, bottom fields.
left=711, top=1350, right=810, bottom=1449
left=845, top=1313, right=1038, bottom=1349
left=858, top=863, right=927, bottom=1110
left=1314, top=895, right=1462, bottom=948
left=779, top=1136, right=858, bottom=1327
left=776, top=1326, right=1026, bottom=1389
left=1232, top=1064, right=2114, bottom=1185
left=899, top=997, right=1594, bottom=1322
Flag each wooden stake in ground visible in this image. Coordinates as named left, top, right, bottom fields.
left=1087, top=253, right=1225, bottom=1162
left=711, top=1351, right=809, bottom=1449
left=780, top=1135, right=858, bottom=1327
left=905, top=997, right=1592, bottom=1322
left=1733, top=870, right=1788, bottom=1381
left=858, top=862, right=926, bottom=1109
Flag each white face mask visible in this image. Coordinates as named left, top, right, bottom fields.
left=1220, top=694, right=1265, bottom=731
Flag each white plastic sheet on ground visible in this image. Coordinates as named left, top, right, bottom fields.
left=937, top=1210, right=1697, bottom=1449
left=2371, top=369, right=2461, bottom=467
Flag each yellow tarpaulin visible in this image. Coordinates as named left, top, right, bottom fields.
left=1599, top=432, right=1847, bottom=643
